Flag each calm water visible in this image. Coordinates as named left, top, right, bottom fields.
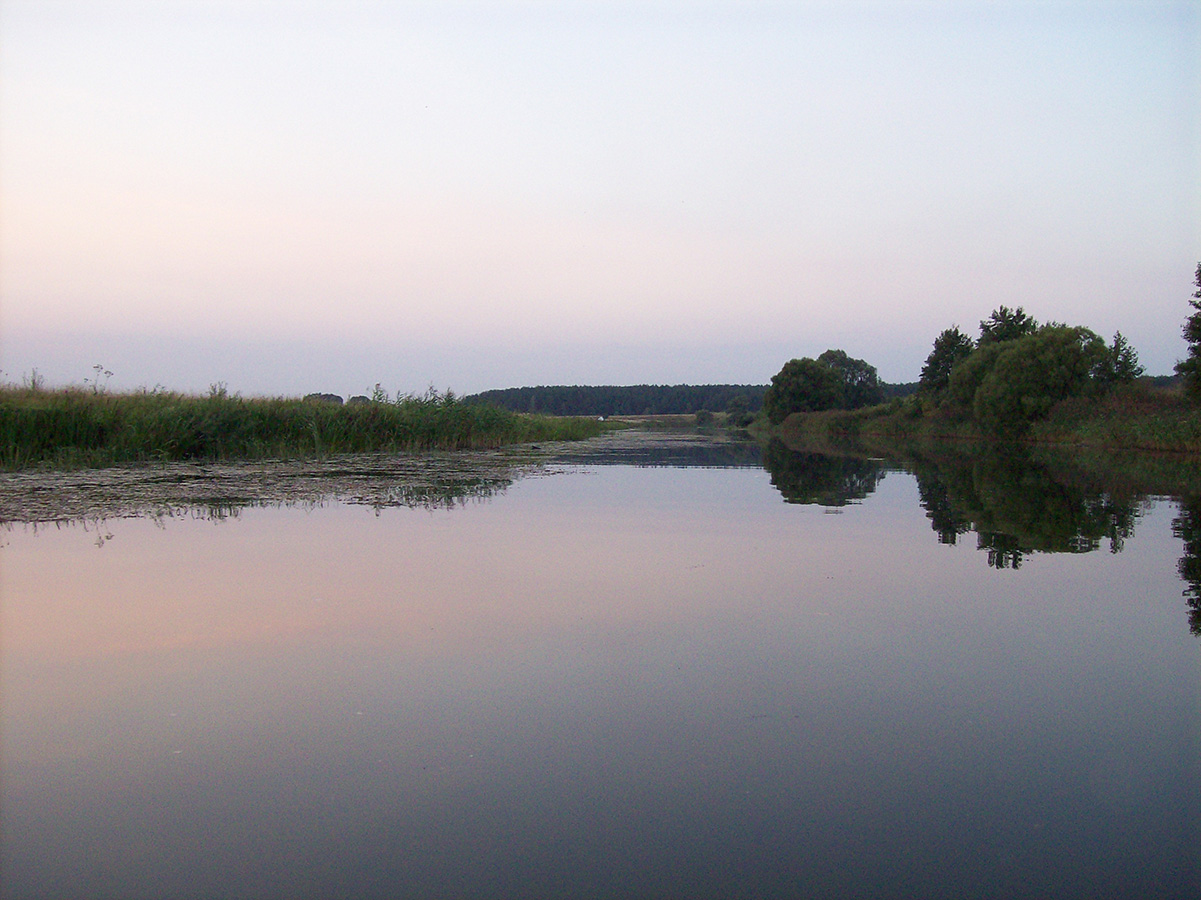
left=2, top=436, right=1199, bottom=899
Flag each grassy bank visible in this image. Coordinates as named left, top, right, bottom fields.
left=770, top=382, right=1201, bottom=458
left=0, top=386, right=610, bottom=471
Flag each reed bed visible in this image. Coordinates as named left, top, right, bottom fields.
left=0, top=386, right=607, bottom=470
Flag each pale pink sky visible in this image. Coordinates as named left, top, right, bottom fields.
left=1, top=1, right=1197, bottom=396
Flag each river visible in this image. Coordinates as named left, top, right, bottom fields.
left=1, top=431, right=1197, bottom=898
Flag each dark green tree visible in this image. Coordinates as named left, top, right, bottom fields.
left=1092, top=331, right=1145, bottom=387
left=978, top=305, right=1038, bottom=345
left=763, top=358, right=843, bottom=424
left=816, top=349, right=883, bottom=408
left=919, top=326, right=975, bottom=394
left=1174, top=263, right=1201, bottom=400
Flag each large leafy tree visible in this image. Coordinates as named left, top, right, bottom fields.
left=919, top=326, right=975, bottom=394
left=763, top=358, right=843, bottom=424
left=816, top=349, right=882, bottom=408
left=1175, top=263, right=1201, bottom=400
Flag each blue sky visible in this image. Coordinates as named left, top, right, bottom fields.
left=1, top=0, right=1198, bottom=396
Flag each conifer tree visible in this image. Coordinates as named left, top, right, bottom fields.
left=1175, top=263, right=1201, bottom=400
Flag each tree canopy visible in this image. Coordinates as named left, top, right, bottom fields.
left=919, top=326, right=974, bottom=394
left=903, top=302, right=1149, bottom=434
left=971, top=326, right=1110, bottom=432
left=1094, top=331, right=1144, bottom=387
left=817, top=349, right=883, bottom=408
left=978, top=306, right=1038, bottom=345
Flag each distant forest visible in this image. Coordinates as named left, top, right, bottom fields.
left=466, top=382, right=917, bottom=417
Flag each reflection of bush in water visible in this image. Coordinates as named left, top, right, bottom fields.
left=909, top=448, right=1143, bottom=570
left=763, top=439, right=885, bottom=506
left=1172, top=496, right=1201, bottom=635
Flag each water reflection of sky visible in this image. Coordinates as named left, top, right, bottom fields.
left=2, top=465, right=1198, bottom=899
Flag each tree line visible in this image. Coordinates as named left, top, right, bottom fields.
left=470, top=264, right=1201, bottom=430
left=465, top=384, right=768, bottom=418
left=469, top=380, right=917, bottom=420
left=766, top=263, right=1201, bottom=434
left=765, top=308, right=1158, bottom=434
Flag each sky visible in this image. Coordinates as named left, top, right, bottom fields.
left=1, top=0, right=1198, bottom=397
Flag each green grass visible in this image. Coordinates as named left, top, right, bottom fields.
left=1028, top=386, right=1201, bottom=454
left=0, top=386, right=611, bottom=471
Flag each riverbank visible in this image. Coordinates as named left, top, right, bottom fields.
left=758, top=382, right=1201, bottom=497
left=765, top=381, right=1201, bottom=457
left=0, top=386, right=610, bottom=471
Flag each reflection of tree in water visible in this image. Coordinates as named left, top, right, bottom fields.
left=762, top=439, right=885, bottom=506
left=1172, top=496, right=1201, bottom=635
left=977, top=532, right=1027, bottom=570
left=914, top=463, right=974, bottom=546
left=908, top=447, right=1143, bottom=570
left=766, top=441, right=1200, bottom=635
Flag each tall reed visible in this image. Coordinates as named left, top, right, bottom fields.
left=0, top=386, right=608, bottom=470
